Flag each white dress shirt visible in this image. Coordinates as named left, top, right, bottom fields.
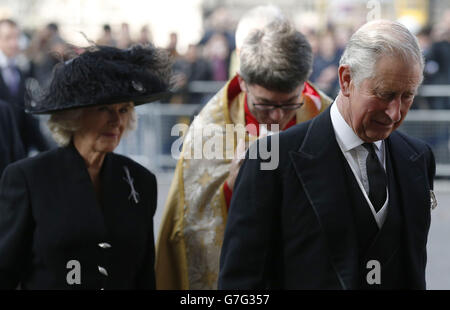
left=0, top=50, right=11, bottom=68
left=0, top=51, right=19, bottom=94
left=330, top=102, right=389, bottom=228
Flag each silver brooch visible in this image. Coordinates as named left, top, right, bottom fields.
left=430, top=190, right=437, bottom=210
left=123, top=166, right=140, bottom=204
left=131, top=80, right=146, bottom=93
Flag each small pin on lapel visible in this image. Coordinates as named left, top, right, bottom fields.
left=430, top=190, right=437, bottom=210
left=123, top=166, right=140, bottom=204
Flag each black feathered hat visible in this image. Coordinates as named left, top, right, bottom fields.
left=25, top=44, right=172, bottom=114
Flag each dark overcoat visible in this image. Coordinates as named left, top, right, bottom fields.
left=219, top=106, right=436, bottom=289
left=0, top=143, right=157, bottom=289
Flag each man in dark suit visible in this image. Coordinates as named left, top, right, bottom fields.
left=218, top=20, right=436, bottom=289
left=0, top=19, right=51, bottom=154
left=0, top=99, right=25, bottom=176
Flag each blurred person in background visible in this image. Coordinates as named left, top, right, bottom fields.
left=415, top=25, right=435, bottom=109
left=0, top=19, right=52, bottom=154
left=203, top=32, right=229, bottom=81
left=156, top=18, right=332, bottom=290
left=0, top=99, right=25, bottom=176
left=417, top=25, right=434, bottom=77
left=304, top=29, right=320, bottom=58
left=166, top=32, right=179, bottom=59
left=171, top=44, right=213, bottom=104
left=423, top=10, right=450, bottom=109
left=0, top=44, right=171, bottom=289
left=163, top=43, right=213, bottom=155
left=199, top=7, right=235, bottom=81
left=97, top=24, right=117, bottom=47
left=117, top=23, right=133, bottom=49
left=138, top=25, right=153, bottom=46
left=309, top=30, right=342, bottom=98
left=27, top=22, right=67, bottom=88
left=165, top=32, right=183, bottom=103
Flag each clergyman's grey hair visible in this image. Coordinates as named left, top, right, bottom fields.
left=239, top=21, right=312, bottom=93
left=339, top=20, right=424, bottom=87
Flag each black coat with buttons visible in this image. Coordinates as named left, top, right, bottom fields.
left=0, top=143, right=157, bottom=289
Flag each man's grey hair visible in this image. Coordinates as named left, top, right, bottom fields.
left=239, top=21, right=312, bottom=93
left=339, top=20, right=424, bottom=87
left=235, top=5, right=286, bottom=51
left=47, top=105, right=137, bottom=146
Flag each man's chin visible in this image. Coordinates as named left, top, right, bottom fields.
left=363, top=130, right=393, bottom=142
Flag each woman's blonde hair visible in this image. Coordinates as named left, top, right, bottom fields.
left=47, top=104, right=137, bottom=146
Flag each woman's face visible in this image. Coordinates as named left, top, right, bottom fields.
left=74, top=102, right=133, bottom=154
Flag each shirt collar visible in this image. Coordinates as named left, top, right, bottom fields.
left=330, top=101, right=382, bottom=152
left=373, top=140, right=382, bottom=152
left=0, top=50, right=14, bottom=68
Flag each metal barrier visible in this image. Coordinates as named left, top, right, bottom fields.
left=113, top=102, right=450, bottom=177
left=36, top=82, right=450, bottom=176
left=115, top=103, right=202, bottom=172
left=419, top=85, right=450, bottom=97
left=186, top=82, right=450, bottom=98
left=399, top=110, right=450, bottom=177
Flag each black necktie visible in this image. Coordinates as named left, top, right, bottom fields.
left=362, top=143, right=387, bottom=212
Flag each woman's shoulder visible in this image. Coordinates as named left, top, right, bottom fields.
left=1, top=148, right=65, bottom=186
left=6, top=147, right=62, bottom=172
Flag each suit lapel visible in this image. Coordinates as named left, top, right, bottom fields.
left=385, top=132, right=430, bottom=287
left=289, top=107, right=359, bottom=289
left=0, top=74, right=11, bottom=101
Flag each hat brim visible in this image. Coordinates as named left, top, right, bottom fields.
left=25, top=91, right=173, bottom=114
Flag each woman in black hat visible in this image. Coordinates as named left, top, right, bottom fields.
left=0, top=45, right=172, bottom=289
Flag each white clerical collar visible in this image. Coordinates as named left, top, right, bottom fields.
left=330, top=101, right=382, bottom=152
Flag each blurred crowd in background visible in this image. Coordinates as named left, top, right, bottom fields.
left=0, top=2, right=449, bottom=177
left=2, top=5, right=450, bottom=112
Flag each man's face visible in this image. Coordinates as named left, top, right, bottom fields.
left=0, top=23, right=20, bottom=58
left=239, top=77, right=304, bottom=131
left=341, top=56, right=422, bottom=142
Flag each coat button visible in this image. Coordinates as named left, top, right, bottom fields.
left=98, top=242, right=112, bottom=249
left=98, top=266, right=108, bottom=276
